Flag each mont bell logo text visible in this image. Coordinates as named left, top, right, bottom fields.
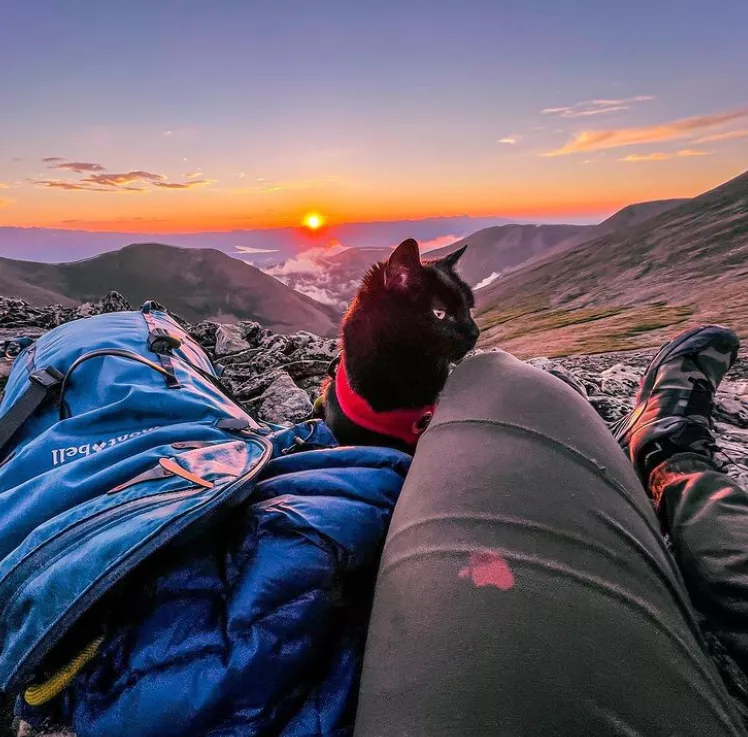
left=52, top=426, right=159, bottom=466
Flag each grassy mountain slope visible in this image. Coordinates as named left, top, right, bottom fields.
left=476, top=171, right=748, bottom=357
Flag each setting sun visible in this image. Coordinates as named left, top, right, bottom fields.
left=302, top=212, right=325, bottom=230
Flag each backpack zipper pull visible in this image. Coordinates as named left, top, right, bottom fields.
left=158, top=457, right=214, bottom=489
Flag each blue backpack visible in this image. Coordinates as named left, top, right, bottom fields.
left=0, top=302, right=398, bottom=711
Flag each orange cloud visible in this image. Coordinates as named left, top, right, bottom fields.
left=0, top=197, right=13, bottom=208
left=82, top=170, right=165, bottom=187
left=32, top=168, right=214, bottom=193
left=545, top=108, right=748, bottom=156
left=693, top=128, right=748, bottom=144
left=0, top=183, right=8, bottom=189
left=619, top=149, right=713, bottom=162
left=677, top=148, right=713, bottom=157
left=34, top=179, right=144, bottom=191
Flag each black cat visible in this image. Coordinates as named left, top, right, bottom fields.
left=317, top=237, right=479, bottom=453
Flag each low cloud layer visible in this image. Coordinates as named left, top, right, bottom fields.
left=475, top=271, right=501, bottom=290
left=545, top=108, right=748, bottom=156
left=260, top=234, right=466, bottom=310
left=265, top=244, right=348, bottom=278
left=235, top=246, right=281, bottom=255
left=263, top=243, right=354, bottom=308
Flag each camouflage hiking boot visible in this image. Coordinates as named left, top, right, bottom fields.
left=611, top=324, right=740, bottom=485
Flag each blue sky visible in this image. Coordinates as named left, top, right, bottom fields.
left=1, top=0, right=747, bottom=237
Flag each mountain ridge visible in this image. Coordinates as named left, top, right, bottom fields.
left=0, top=243, right=340, bottom=335
left=476, top=169, right=748, bottom=357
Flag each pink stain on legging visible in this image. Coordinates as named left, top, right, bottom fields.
left=459, top=550, right=515, bottom=591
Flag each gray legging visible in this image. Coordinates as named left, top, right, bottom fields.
left=354, top=351, right=747, bottom=737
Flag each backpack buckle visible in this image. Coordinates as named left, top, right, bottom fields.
left=148, top=328, right=182, bottom=354
left=29, top=367, right=64, bottom=390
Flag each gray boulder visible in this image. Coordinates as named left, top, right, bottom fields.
left=247, top=371, right=313, bottom=424
left=214, top=324, right=251, bottom=357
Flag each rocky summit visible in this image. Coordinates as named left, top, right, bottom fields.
left=2, top=291, right=747, bottom=488
left=2, top=292, right=748, bottom=736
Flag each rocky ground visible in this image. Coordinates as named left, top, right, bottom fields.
left=3, top=291, right=748, bottom=486
left=2, top=292, right=748, bottom=735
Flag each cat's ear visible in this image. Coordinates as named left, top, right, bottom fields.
left=385, top=238, right=421, bottom=289
left=440, top=244, right=468, bottom=270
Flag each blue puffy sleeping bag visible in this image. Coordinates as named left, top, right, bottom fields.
left=0, top=304, right=410, bottom=736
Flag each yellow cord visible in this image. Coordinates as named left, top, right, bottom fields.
left=23, top=635, right=105, bottom=707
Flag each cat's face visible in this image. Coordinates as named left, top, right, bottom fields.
left=352, top=238, right=480, bottom=362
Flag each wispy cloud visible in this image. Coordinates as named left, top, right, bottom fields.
left=0, top=183, right=8, bottom=189
left=619, top=148, right=713, bottom=163
left=676, top=148, right=713, bottom=157
left=32, top=165, right=215, bottom=193
left=693, top=128, right=748, bottom=144
left=185, top=171, right=202, bottom=178
left=563, top=105, right=630, bottom=118
left=41, top=156, right=65, bottom=163
left=498, top=136, right=520, bottom=144
left=545, top=108, right=748, bottom=156
left=80, top=170, right=164, bottom=187
left=542, top=95, right=654, bottom=119
left=53, top=161, right=106, bottom=173
left=590, top=97, right=655, bottom=106
left=33, top=180, right=104, bottom=191
left=153, top=179, right=213, bottom=189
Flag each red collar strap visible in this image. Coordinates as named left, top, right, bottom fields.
left=334, top=355, right=435, bottom=449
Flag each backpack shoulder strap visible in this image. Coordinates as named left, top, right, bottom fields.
left=141, top=301, right=181, bottom=389
left=0, top=366, right=63, bottom=457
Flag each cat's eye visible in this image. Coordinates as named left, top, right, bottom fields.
left=432, top=308, right=447, bottom=320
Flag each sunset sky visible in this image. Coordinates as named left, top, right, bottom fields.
left=1, top=0, right=748, bottom=234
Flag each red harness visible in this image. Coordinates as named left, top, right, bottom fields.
left=333, top=355, right=435, bottom=449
